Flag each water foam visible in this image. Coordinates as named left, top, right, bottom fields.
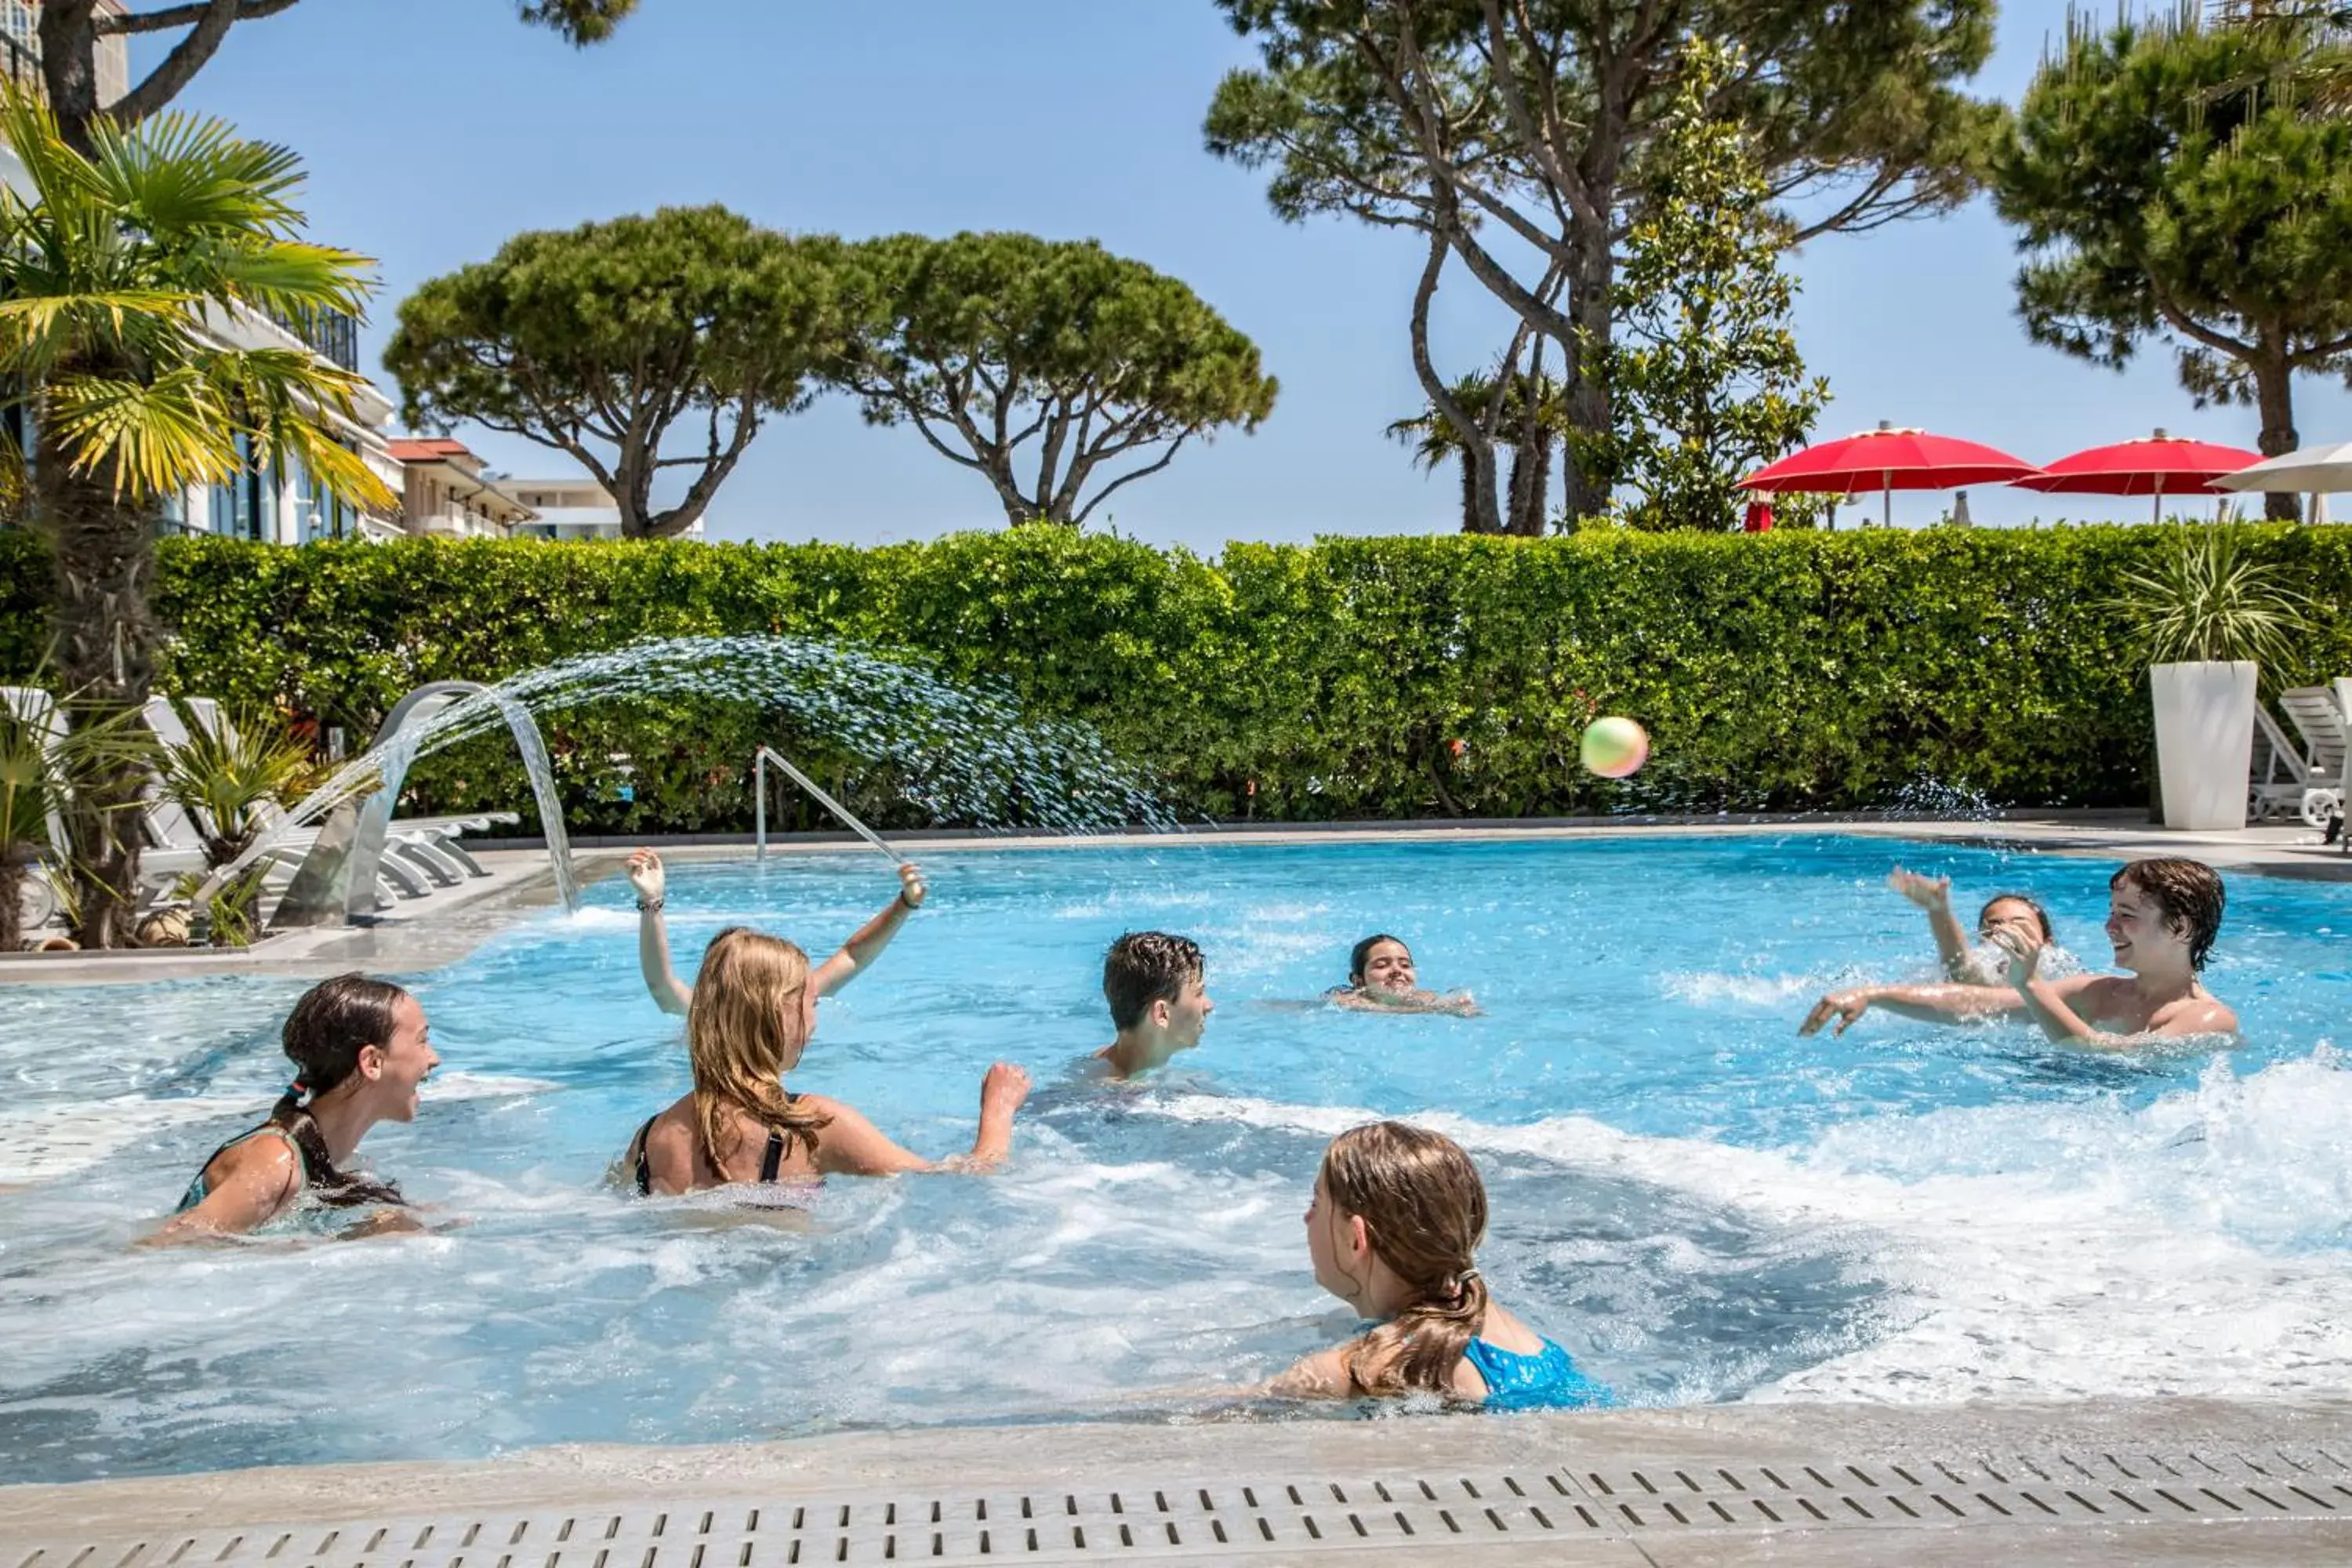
left=1150, top=1048, right=2352, bottom=1404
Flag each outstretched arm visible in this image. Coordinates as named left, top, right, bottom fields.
left=1800, top=982, right=2024, bottom=1036
left=629, top=850, right=692, bottom=1017
left=1891, top=868, right=1973, bottom=979
left=811, top=862, right=927, bottom=999
left=811, top=1062, right=1032, bottom=1176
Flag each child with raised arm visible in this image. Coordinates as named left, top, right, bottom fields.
left=1094, top=931, right=1213, bottom=1080
left=628, top=848, right=927, bottom=1016
left=1886, top=868, right=2078, bottom=984
left=622, top=927, right=1030, bottom=1194
left=1265, top=1122, right=1610, bottom=1410
left=1802, top=857, right=2238, bottom=1050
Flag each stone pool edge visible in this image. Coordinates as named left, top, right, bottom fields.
left=4, top=1396, right=2348, bottom=1565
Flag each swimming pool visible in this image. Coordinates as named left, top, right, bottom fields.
left=2, top=833, right=2348, bottom=1483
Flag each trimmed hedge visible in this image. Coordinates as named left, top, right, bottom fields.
left=3, top=525, right=2349, bottom=831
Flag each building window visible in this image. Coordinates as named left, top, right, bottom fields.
left=206, top=434, right=277, bottom=541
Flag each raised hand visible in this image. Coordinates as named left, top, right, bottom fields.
left=981, top=1061, right=1033, bottom=1120
left=897, top=860, right=928, bottom=909
left=626, top=848, right=666, bottom=906
left=1888, top=867, right=1951, bottom=912
left=1800, top=990, right=1871, bottom=1037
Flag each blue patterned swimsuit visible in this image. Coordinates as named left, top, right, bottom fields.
left=1462, top=1335, right=1613, bottom=1412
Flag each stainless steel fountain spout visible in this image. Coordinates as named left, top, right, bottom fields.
left=273, top=680, right=578, bottom=927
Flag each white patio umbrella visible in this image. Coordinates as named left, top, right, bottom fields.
left=2212, top=441, right=2352, bottom=523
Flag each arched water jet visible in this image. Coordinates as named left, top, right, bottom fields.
left=267, top=681, right=577, bottom=927
left=198, top=634, right=1179, bottom=933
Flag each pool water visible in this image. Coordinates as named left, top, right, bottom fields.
left=2, top=834, right=2349, bottom=1482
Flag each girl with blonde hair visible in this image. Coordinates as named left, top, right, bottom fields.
left=623, top=926, right=1029, bottom=1194
left=1268, top=1122, right=1610, bottom=1410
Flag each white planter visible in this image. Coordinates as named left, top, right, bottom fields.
left=2150, top=660, right=2257, bottom=831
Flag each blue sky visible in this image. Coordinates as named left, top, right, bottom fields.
left=153, top=0, right=2352, bottom=546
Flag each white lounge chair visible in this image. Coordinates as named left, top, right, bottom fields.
left=2250, top=702, right=2332, bottom=823
left=136, top=698, right=503, bottom=914
left=2278, top=686, right=2349, bottom=834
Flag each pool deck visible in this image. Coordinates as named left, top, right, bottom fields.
left=4, top=1397, right=2349, bottom=1565
left=4, top=808, right=2343, bottom=986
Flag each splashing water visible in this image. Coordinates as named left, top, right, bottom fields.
left=216, top=636, right=1184, bottom=906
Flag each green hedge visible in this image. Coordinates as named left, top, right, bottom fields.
left=3, top=525, right=2348, bottom=830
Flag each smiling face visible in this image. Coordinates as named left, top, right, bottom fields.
left=2106, top=880, right=2184, bottom=972
left=1356, top=939, right=1417, bottom=995
left=365, top=994, right=439, bottom=1123
left=1978, top=897, right=2046, bottom=949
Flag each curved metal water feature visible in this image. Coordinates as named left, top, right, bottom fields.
left=271, top=681, right=578, bottom=927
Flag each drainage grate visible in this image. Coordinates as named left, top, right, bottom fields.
left=7, top=1447, right=2350, bottom=1566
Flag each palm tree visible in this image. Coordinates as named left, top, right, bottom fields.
left=1388, top=365, right=1573, bottom=535
left=0, top=88, right=393, bottom=946
left=1387, top=371, right=1499, bottom=533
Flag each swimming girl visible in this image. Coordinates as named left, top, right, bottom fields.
left=1803, top=858, right=2238, bottom=1049
left=629, top=848, right=927, bottom=1016
left=623, top=926, right=1031, bottom=1194
left=1887, top=867, right=2077, bottom=984
left=1326, top=935, right=1479, bottom=1017
left=158, top=974, right=437, bottom=1240
left=1265, top=1122, right=1610, bottom=1410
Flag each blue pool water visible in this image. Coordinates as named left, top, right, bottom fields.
left=2, top=833, right=2350, bottom=1482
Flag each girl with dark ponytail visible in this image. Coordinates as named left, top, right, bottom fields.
left=1267, top=1122, right=1610, bottom=1410
left=159, top=973, right=440, bottom=1238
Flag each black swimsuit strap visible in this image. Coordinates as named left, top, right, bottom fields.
left=758, top=1128, right=785, bottom=1183
left=631, top=1115, right=658, bottom=1197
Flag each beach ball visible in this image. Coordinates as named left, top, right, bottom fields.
left=1580, top=716, right=1650, bottom=779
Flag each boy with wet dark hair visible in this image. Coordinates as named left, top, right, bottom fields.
left=1802, top=857, right=2236, bottom=1050
left=1095, top=931, right=1214, bottom=1080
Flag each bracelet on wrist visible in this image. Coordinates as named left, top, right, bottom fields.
left=637, top=895, right=664, bottom=913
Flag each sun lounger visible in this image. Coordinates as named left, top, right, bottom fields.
left=2278, top=686, right=2349, bottom=837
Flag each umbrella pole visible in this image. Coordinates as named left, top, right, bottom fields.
left=1882, top=471, right=1891, bottom=529
left=2151, top=482, right=2161, bottom=528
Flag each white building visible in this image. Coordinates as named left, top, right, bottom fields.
left=389, top=438, right=536, bottom=539
left=504, top=476, right=703, bottom=542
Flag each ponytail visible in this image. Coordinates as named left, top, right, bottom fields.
left=1319, top=1122, right=1491, bottom=1400
left=1345, top=1267, right=1490, bottom=1399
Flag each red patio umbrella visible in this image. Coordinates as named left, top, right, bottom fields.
left=1740, top=421, right=2042, bottom=528
left=2013, top=428, right=2263, bottom=523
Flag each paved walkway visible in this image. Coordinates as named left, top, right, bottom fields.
left=5, top=1399, right=2348, bottom=1565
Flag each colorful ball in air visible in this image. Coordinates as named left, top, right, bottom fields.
left=1580, top=717, right=1650, bottom=779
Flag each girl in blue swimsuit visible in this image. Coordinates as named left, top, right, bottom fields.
left=1266, top=1121, right=1611, bottom=1411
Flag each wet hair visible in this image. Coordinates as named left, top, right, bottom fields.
left=2111, top=858, right=2226, bottom=972
left=1976, top=893, right=2054, bottom=944
left=686, top=927, right=833, bottom=1174
left=1102, top=931, right=1203, bottom=1031
left=1348, top=934, right=1410, bottom=986
left=1320, top=1121, right=1490, bottom=1400
left=270, top=973, right=411, bottom=1207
